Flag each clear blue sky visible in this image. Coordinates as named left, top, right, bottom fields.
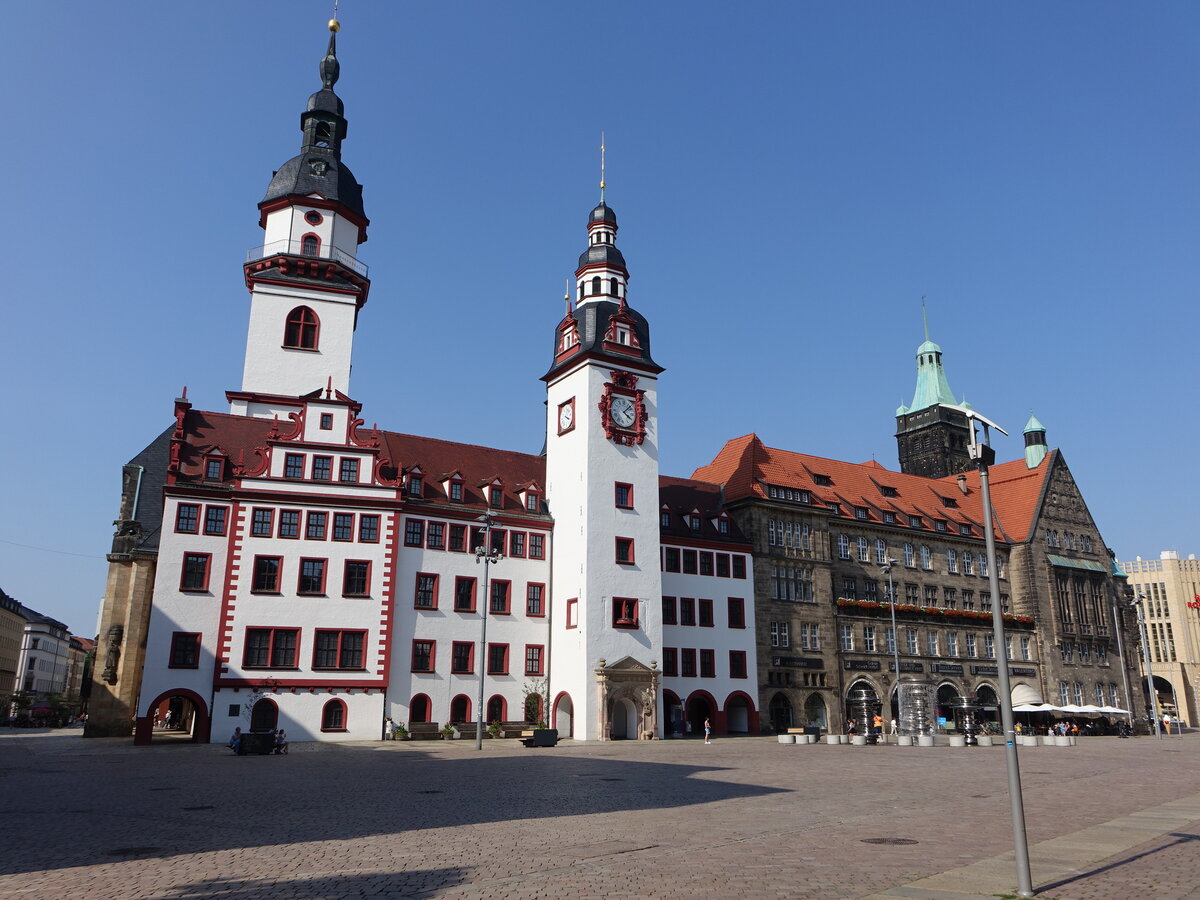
left=3, top=2, right=1197, bottom=635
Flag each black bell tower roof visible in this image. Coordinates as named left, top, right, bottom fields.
left=260, top=20, right=367, bottom=225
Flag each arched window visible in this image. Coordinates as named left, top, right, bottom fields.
left=321, top=699, right=347, bottom=731
left=486, top=695, right=506, bottom=724
left=250, top=698, right=278, bottom=732
left=610, top=277, right=620, bottom=296
left=409, top=694, right=430, bottom=723
left=591, top=276, right=601, bottom=295
left=301, top=233, right=320, bottom=257
left=284, top=306, right=319, bottom=350
left=524, top=693, right=542, bottom=724
left=450, top=695, right=471, bottom=724
left=920, top=545, right=932, bottom=569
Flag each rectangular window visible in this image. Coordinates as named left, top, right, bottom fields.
left=906, top=628, right=918, bottom=654
left=489, top=529, right=507, bottom=556
left=169, top=632, right=201, bottom=668
left=926, top=632, right=938, bottom=656
left=526, top=492, right=539, bottom=512
left=298, top=558, right=327, bottom=594
left=663, top=648, right=678, bottom=677
left=332, top=513, right=354, bottom=541
left=312, top=456, right=332, bottom=481
left=698, top=599, right=714, bottom=627
left=1020, top=637, right=1031, bottom=661
left=448, top=524, right=465, bottom=551
left=662, top=596, right=677, bottom=625
left=338, top=458, right=359, bottom=483
left=770, top=622, right=789, bottom=648
left=729, top=650, right=748, bottom=679
left=356, top=514, right=379, bottom=543
left=279, top=509, right=300, bottom=539
left=411, top=640, right=435, bottom=673
left=529, top=534, right=545, bottom=559
left=615, top=537, right=635, bottom=564
left=886, top=626, right=896, bottom=654
left=613, top=597, right=639, bottom=628
left=313, top=630, right=365, bottom=669
left=451, top=641, right=474, bottom=674
left=319, top=413, right=333, bottom=430
left=716, top=554, right=730, bottom=578
left=727, top=597, right=745, bottom=629
left=490, top=580, right=511, bottom=614
left=841, top=577, right=857, bottom=600
left=681, top=649, right=697, bottom=678
left=526, top=583, right=545, bottom=616
left=615, top=482, right=633, bottom=508
left=863, top=625, right=876, bottom=652
left=414, top=573, right=438, bottom=609
left=487, top=643, right=509, bottom=675
left=251, top=556, right=281, bottom=593
left=524, top=645, right=544, bottom=676
left=409, top=475, right=424, bottom=497
left=243, top=627, right=299, bottom=668
left=306, top=511, right=327, bottom=540
left=206, top=458, right=223, bottom=480
left=175, top=503, right=199, bottom=533
left=664, top=548, right=681, bottom=572
left=343, top=560, right=369, bottom=596
left=204, top=506, right=227, bottom=536
left=424, top=521, right=444, bottom=551
left=840, top=624, right=854, bottom=651
left=699, top=553, right=714, bottom=576
left=566, top=597, right=578, bottom=628
left=449, top=481, right=464, bottom=501
left=732, top=556, right=746, bottom=579
left=947, top=632, right=959, bottom=657
left=488, top=485, right=502, bottom=507
left=284, top=453, right=305, bottom=479
left=680, top=598, right=696, bottom=626
left=454, top=577, right=476, bottom=612
left=699, top=649, right=716, bottom=678
left=984, top=635, right=995, bottom=658
left=682, top=550, right=698, bottom=574
left=404, top=519, right=424, bottom=547
left=509, top=532, right=525, bottom=557
left=181, top=553, right=211, bottom=591
left=250, top=508, right=273, bottom=537
left=966, top=634, right=977, bottom=658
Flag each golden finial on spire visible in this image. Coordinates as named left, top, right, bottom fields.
left=599, top=132, right=606, bottom=202
left=329, top=0, right=340, bottom=31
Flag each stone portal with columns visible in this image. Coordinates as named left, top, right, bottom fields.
left=595, top=657, right=660, bottom=740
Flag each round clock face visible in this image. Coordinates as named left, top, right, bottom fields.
left=559, top=402, right=574, bottom=430
left=610, top=396, right=636, bottom=428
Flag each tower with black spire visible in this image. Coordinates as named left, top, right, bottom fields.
left=543, top=169, right=666, bottom=740
left=232, top=18, right=371, bottom=417
left=894, top=314, right=971, bottom=478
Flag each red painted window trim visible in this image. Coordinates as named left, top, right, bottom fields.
left=250, top=555, right=283, bottom=593
left=454, top=576, right=477, bottom=613
left=681, top=648, right=697, bottom=678
left=414, top=572, right=439, bottom=610
left=716, top=553, right=731, bottom=578
left=168, top=632, right=201, bottom=669
left=426, top=521, right=445, bottom=551
left=729, top=650, right=748, bottom=679
left=448, top=523, right=467, bottom=552
left=451, top=641, right=474, bottom=674
left=486, top=695, right=507, bottom=723
left=524, top=643, right=545, bottom=676
left=680, top=598, right=696, bottom=626
left=490, top=580, right=512, bottom=615
left=180, top=552, right=212, bottom=592
left=698, top=599, right=715, bottom=628
left=312, top=629, right=368, bottom=670
left=699, top=552, right=714, bottom=576
left=205, top=456, right=224, bottom=481
left=615, top=537, right=635, bottom=565
left=332, top=512, right=354, bottom=542
left=699, top=649, right=716, bottom=678
left=662, top=596, right=677, bottom=625
left=663, top=547, right=681, bottom=572
left=175, top=503, right=200, bottom=534
left=612, top=597, right=639, bottom=629
left=732, top=555, right=747, bottom=579
left=526, top=582, right=545, bottom=617
left=204, top=505, right=228, bottom=537
left=242, top=627, right=301, bottom=669
left=306, top=511, right=327, bottom=541
left=300, top=232, right=321, bottom=257
left=283, top=306, right=320, bottom=351
left=321, top=698, right=348, bottom=732
left=727, top=597, right=746, bottom=629
left=487, top=642, right=509, bottom=675
left=411, top=639, right=436, bottom=673
left=311, top=455, right=333, bottom=481
left=342, top=559, right=370, bottom=597
left=529, top=533, right=545, bottom=559
left=615, top=482, right=634, bottom=509
left=404, top=518, right=425, bottom=548
left=662, top=647, right=678, bottom=677
left=278, top=509, right=301, bottom=539
left=509, top=531, right=526, bottom=558
left=297, top=557, right=328, bottom=595
left=682, top=550, right=698, bottom=574
left=565, top=597, right=578, bottom=629
left=358, top=514, right=380, bottom=543
left=250, top=507, right=274, bottom=538
left=319, top=413, right=334, bottom=430
left=338, top=457, right=359, bottom=483
left=284, top=453, right=305, bottom=479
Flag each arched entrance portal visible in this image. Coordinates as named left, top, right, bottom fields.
left=724, top=692, right=757, bottom=734
left=250, top=698, right=279, bottom=733
left=134, top=689, right=210, bottom=745
left=686, top=692, right=715, bottom=737
left=936, top=684, right=961, bottom=728
left=976, top=685, right=999, bottom=724
left=769, top=693, right=793, bottom=733
left=803, top=693, right=827, bottom=731
left=610, top=697, right=639, bottom=739
left=663, top=690, right=684, bottom=737
left=409, top=694, right=431, bottom=724
left=1147, top=675, right=1179, bottom=723
left=553, top=692, right=574, bottom=737
left=450, top=695, right=471, bottom=725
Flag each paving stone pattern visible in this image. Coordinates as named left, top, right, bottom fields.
left=1, top=729, right=1197, bottom=899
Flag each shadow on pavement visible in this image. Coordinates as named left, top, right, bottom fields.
left=1036, top=830, right=1200, bottom=893
left=149, top=867, right=469, bottom=899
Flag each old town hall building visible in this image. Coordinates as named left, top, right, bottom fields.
left=88, top=22, right=1143, bottom=745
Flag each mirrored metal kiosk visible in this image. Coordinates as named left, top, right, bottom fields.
left=848, top=688, right=882, bottom=744
left=951, top=695, right=982, bottom=746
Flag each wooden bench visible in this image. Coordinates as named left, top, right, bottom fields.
left=408, top=722, right=441, bottom=741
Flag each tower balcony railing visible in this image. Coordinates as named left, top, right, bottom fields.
left=246, top=240, right=369, bottom=277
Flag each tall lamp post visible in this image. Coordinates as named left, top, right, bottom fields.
left=880, top=558, right=902, bottom=739
left=1133, top=594, right=1164, bottom=740
left=957, top=405, right=1034, bottom=900
left=474, top=514, right=503, bottom=750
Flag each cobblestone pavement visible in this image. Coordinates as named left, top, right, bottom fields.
left=1, top=728, right=1197, bottom=899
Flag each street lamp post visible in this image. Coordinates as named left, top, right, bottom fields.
left=881, top=558, right=902, bottom=741
left=962, top=407, right=1034, bottom=900
left=474, top=515, right=504, bottom=750
left=1133, top=594, right=1163, bottom=740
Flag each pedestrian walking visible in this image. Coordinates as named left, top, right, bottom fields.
left=704, top=717, right=712, bottom=744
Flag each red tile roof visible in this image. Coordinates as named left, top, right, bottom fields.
left=692, top=434, right=1052, bottom=544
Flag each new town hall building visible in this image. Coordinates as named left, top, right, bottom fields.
left=87, top=22, right=1146, bottom=745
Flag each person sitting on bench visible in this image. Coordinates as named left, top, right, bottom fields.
left=229, top=727, right=242, bottom=753
left=274, top=729, right=288, bottom=754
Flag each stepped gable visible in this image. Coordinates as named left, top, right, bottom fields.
left=658, top=475, right=751, bottom=545
left=694, top=436, right=1056, bottom=545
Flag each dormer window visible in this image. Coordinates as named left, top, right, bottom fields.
left=660, top=508, right=671, bottom=528
left=407, top=475, right=423, bottom=497
left=688, top=512, right=702, bottom=531
left=813, top=474, right=833, bottom=486
left=449, top=481, right=463, bottom=501
left=908, top=515, right=922, bottom=528
left=616, top=326, right=631, bottom=345
left=205, top=457, right=224, bottom=481
left=558, top=321, right=579, bottom=354
left=717, top=518, right=729, bottom=535
left=284, top=306, right=320, bottom=350
left=525, top=491, right=539, bottom=512
left=880, top=486, right=898, bottom=498
left=855, top=507, right=869, bottom=520
left=489, top=485, right=503, bottom=507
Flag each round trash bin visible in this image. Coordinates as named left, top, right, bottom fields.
left=897, top=735, right=913, bottom=746
left=826, top=735, right=840, bottom=745
left=851, top=735, right=867, bottom=746
left=917, top=735, right=935, bottom=747
left=1055, top=735, right=1070, bottom=747
left=977, top=735, right=993, bottom=747
left=948, top=735, right=966, bottom=747
left=778, top=734, right=796, bottom=743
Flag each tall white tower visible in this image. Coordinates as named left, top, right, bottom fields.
left=544, top=196, right=665, bottom=741
left=232, top=21, right=371, bottom=419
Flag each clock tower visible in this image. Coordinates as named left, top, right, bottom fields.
left=543, top=196, right=665, bottom=741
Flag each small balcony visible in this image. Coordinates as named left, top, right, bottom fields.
left=246, top=239, right=369, bottom=277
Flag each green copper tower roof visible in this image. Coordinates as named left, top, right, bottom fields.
left=906, top=305, right=958, bottom=412
left=1023, top=413, right=1046, bottom=434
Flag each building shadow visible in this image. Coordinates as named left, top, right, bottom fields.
left=1036, top=831, right=1200, bottom=893
left=147, top=867, right=469, bottom=899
